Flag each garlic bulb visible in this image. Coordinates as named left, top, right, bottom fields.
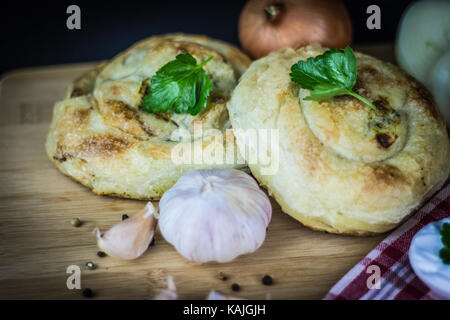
left=396, top=1, right=450, bottom=87
left=95, top=202, right=157, bottom=260
left=396, top=0, right=450, bottom=127
left=429, top=50, right=450, bottom=127
left=159, top=169, right=272, bottom=263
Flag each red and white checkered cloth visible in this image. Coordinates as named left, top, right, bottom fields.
left=324, top=183, right=450, bottom=300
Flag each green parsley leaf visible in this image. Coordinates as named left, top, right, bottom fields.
left=439, top=247, right=450, bottom=264
left=141, top=53, right=213, bottom=116
left=440, top=222, right=450, bottom=248
left=290, top=46, right=376, bottom=110
left=439, top=223, right=450, bottom=264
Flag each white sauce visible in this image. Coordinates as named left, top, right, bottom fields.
left=409, top=217, right=450, bottom=299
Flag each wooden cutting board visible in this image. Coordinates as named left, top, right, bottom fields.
left=0, top=44, right=397, bottom=300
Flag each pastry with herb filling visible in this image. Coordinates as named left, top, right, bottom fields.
left=228, top=43, right=450, bottom=235
left=46, top=34, right=251, bottom=199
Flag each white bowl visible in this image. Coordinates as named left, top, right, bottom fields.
left=409, top=217, right=450, bottom=299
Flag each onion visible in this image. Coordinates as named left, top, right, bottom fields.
left=238, top=0, right=352, bottom=59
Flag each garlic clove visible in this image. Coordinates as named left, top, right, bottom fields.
left=95, top=202, right=157, bottom=260
left=154, top=276, right=178, bottom=300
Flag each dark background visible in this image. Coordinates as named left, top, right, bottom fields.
left=0, top=0, right=414, bottom=76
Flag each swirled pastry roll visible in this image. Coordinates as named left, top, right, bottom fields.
left=227, top=44, right=450, bottom=235
left=46, top=34, right=251, bottom=199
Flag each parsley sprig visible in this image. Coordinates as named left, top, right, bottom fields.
left=290, top=46, right=376, bottom=110
left=141, top=53, right=214, bottom=116
left=439, top=222, right=450, bottom=264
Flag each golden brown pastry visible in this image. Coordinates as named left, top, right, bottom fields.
left=227, top=43, right=450, bottom=235
left=46, top=34, right=251, bottom=199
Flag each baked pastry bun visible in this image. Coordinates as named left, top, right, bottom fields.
left=46, top=34, right=251, bottom=199
left=227, top=44, right=450, bottom=235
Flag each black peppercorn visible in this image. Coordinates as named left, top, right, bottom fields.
left=86, top=262, right=96, bottom=270
left=262, top=275, right=273, bottom=286
left=97, top=251, right=106, bottom=258
left=231, top=283, right=240, bottom=292
left=71, top=217, right=82, bottom=228
left=217, top=272, right=228, bottom=281
left=82, top=288, right=93, bottom=298
left=122, top=214, right=129, bottom=221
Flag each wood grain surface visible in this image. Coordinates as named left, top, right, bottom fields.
left=0, top=44, right=396, bottom=300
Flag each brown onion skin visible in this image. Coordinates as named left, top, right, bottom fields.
left=238, top=0, right=353, bottom=59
